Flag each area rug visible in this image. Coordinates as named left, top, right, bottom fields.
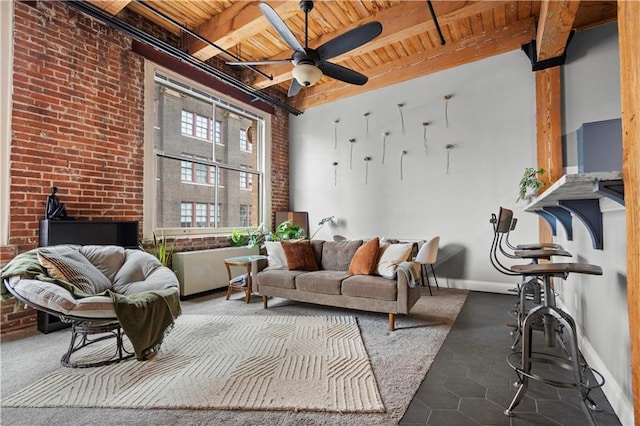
left=1, top=315, right=384, bottom=413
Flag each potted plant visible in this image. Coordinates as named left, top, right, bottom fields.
left=269, top=219, right=304, bottom=241
left=140, top=232, right=174, bottom=267
left=517, top=167, right=546, bottom=202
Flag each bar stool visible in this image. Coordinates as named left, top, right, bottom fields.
left=489, top=208, right=572, bottom=348
left=505, top=262, right=605, bottom=416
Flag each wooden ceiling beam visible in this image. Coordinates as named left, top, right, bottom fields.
left=186, top=1, right=301, bottom=60
left=536, top=0, right=580, bottom=61
left=288, top=17, right=536, bottom=111
left=250, top=1, right=509, bottom=89
left=89, top=0, right=132, bottom=14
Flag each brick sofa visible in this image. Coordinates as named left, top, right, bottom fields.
left=252, top=239, right=422, bottom=331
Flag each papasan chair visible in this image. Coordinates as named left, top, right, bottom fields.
left=1, top=244, right=181, bottom=368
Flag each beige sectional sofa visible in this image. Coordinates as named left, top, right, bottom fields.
left=252, top=239, right=422, bottom=331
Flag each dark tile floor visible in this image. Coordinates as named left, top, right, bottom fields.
left=400, top=291, right=622, bottom=426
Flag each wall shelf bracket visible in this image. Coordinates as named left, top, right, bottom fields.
left=533, top=210, right=558, bottom=236
left=595, top=180, right=625, bottom=206
left=558, top=199, right=603, bottom=250
left=542, top=206, right=573, bottom=241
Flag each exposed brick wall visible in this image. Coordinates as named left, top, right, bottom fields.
left=270, top=106, right=290, bottom=226
left=10, top=0, right=145, bottom=252
left=1, top=1, right=290, bottom=334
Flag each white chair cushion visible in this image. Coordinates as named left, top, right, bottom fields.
left=10, top=277, right=116, bottom=319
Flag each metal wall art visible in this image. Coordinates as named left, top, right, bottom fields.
left=443, top=94, right=452, bottom=128
left=422, top=122, right=429, bottom=155
left=445, top=143, right=453, bottom=174
left=397, top=103, right=405, bottom=135
left=333, top=119, right=339, bottom=149
left=332, top=161, right=338, bottom=186
left=364, top=112, right=370, bottom=143
left=349, top=138, right=356, bottom=169
left=400, top=150, right=407, bottom=181
left=381, top=132, right=389, bottom=165
left=364, top=156, right=372, bottom=184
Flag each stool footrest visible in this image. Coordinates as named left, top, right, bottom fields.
left=506, top=351, right=605, bottom=391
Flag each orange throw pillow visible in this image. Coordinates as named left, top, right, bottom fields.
left=348, top=237, right=380, bottom=275
left=281, top=240, right=319, bottom=271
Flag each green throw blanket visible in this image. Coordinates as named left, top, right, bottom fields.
left=1, top=248, right=181, bottom=361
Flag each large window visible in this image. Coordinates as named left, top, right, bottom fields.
left=150, top=71, right=266, bottom=234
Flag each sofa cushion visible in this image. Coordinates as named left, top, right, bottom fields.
left=295, top=270, right=349, bottom=295
left=257, top=270, right=306, bottom=289
left=320, top=240, right=363, bottom=271
left=348, top=237, right=379, bottom=275
left=310, top=240, right=324, bottom=267
left=341, top=275, right=398, bottom=301
left=376, top=243, right=414, bottom=279
left=281, top=240, right=318, bottom=271
left=264, top=241, right=287, bottom=270
left=38, top=248, right=112, bottom=295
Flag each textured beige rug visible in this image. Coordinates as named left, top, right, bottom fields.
left=2, top=315, right=384, bottom=413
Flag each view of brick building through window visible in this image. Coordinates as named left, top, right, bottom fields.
left=154, top=79, right=262, bottom=230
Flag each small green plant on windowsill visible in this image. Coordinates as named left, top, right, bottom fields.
left=140, top=232, right=175, bottom=267
left=517, top=167, right=546, bottom=202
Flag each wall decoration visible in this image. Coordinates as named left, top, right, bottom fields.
left=445, top=143, right=453, bottom=174
left=422, top=122, right=429, bottom=155
left=364, top=156, right=372, bottom=185
left=400, top=150, right=407, bottom=181
left=332, top=161, right=338, bottom=186
left=333, top=119, right=339, bottom=149
left=381, top=132, right=389, bottom=165
left=397, top=103, right=406, bottom=135
left=364, top=112, right=370, bottom=143
left=349, top=138, right=356, bottom=169
left=443, top=94, right=452, bottom=128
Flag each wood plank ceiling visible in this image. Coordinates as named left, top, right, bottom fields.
left=90, top=0, right=617, bottom=112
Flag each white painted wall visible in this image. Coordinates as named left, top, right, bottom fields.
left=289, top=21, right=632, bottom=423
left=290, top=49, right=539, bottom=289
left=558, top=22, right=633, bottom=425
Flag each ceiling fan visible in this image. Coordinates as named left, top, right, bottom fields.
left=227, top=1, right=383, bottom=97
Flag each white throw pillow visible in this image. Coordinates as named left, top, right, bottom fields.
left=264, top=241, right=288, bottom=270
left=376, top=243, right=413, bottom=278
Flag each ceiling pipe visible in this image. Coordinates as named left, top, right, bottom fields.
left=426, top=0, right=446, bottom=45
left=64, top=0, right=303, bottom=116
left=133, top=0, right=272, bottom=82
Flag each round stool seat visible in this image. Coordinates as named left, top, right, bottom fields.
left=511, top=262, right=602, bottom=277
left=512, top=248, right=572, bottom=259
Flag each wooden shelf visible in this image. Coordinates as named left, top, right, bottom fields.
left=524, top=172, right=624, bottom=250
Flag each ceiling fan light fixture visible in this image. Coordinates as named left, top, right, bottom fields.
left=292, top=63, right=322, bottom=87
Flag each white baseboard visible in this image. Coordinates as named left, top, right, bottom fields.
left=441, top=278, right=516, bottom=295
left=556, top=299, right=635, bottom=426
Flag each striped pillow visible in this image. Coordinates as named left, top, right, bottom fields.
left=38, top=249, right=112, bottom=295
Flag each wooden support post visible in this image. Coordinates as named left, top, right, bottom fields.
left=618, top=2, right=640, bottom=424
left=535, top=66, right=563, bottom=246
left=389, top=313, right=395, bottom=332
left=262, top=295, right=268, bottom=309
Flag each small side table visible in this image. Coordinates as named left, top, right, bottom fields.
left=224, top=255, right=267, bottom=303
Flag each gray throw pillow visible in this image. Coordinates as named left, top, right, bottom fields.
left=38, top=249, right=112, bottom=295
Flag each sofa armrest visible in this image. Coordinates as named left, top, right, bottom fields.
left=396, top=262, right=422, bottom=314
left=251, top=258, right=268, bottom=289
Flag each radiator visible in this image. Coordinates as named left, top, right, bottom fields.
left=172, top=246, right=259, bottom=297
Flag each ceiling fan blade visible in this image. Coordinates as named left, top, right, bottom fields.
left=259, top=2, right=305, bottom=53
left=316, top=21, right=383, bottom=61
left=288, top=79, right=302, bottom=97
left=226, top=59, right=292, bottom=66
left=318, top=62, right=368, bottom=86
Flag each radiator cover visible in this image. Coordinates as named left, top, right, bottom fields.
left=172, top=246, right=259, bottom=297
